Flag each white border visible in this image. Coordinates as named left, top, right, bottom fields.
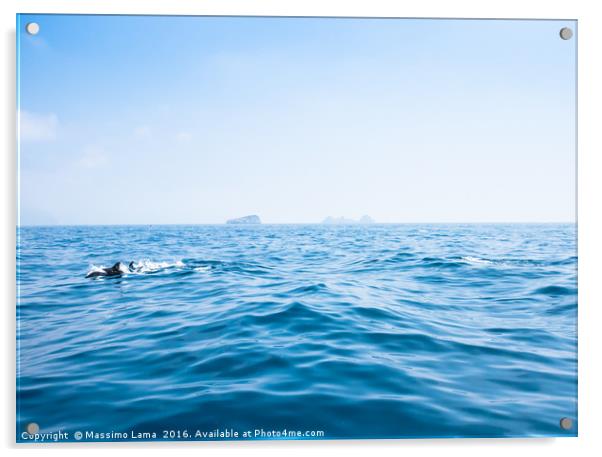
left=2, top=1, right=601, bottom=456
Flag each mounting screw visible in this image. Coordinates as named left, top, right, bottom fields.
left=559, top=27, right=573, bottom=40
left=25, top=22, right=40, bottom=35
left=559, top=417, right=573, bottom=430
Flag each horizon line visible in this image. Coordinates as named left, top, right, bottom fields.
left=17, top=221, right=576, bottom=228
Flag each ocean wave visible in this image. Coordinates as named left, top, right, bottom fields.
left=534, top=285, right=576, bottom=296
left=461, top=256, right=493, bottom=265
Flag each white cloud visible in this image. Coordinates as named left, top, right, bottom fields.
left=78, top=146, right=108, bottom=169
left=19, top=110, right=58, bottom=142
left=133, top=125, right=151, bottom=139
left=176, top=131, right=192, bottom=142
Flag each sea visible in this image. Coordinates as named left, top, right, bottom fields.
left=16, top=223, right=578, bottom=441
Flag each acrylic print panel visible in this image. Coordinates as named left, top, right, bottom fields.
left=16, top=14, right=577, bottom=442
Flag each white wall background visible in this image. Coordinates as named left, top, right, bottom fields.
left=2, top=0, right=601, bottom=456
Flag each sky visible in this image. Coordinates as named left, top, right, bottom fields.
left=17, top=15, right=576, bottom=225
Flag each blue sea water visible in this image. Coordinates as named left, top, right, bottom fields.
left=16, top=224, right=577, bottom=441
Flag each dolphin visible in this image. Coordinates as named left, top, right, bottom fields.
left=86, top=262, right=126, bottom=278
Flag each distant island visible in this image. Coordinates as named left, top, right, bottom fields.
left=226, top=215, right=262, bottom=225
left=322, top=215, right=375, bottom=225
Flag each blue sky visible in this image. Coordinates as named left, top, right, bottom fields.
left=18, top=15, right=576, bottom=225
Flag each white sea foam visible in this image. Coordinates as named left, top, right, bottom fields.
left=462, top=256, right=493, bottom=265
left=86, top=259, right=185, bottom=277
left=131, top=259, right=185, bottom=273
